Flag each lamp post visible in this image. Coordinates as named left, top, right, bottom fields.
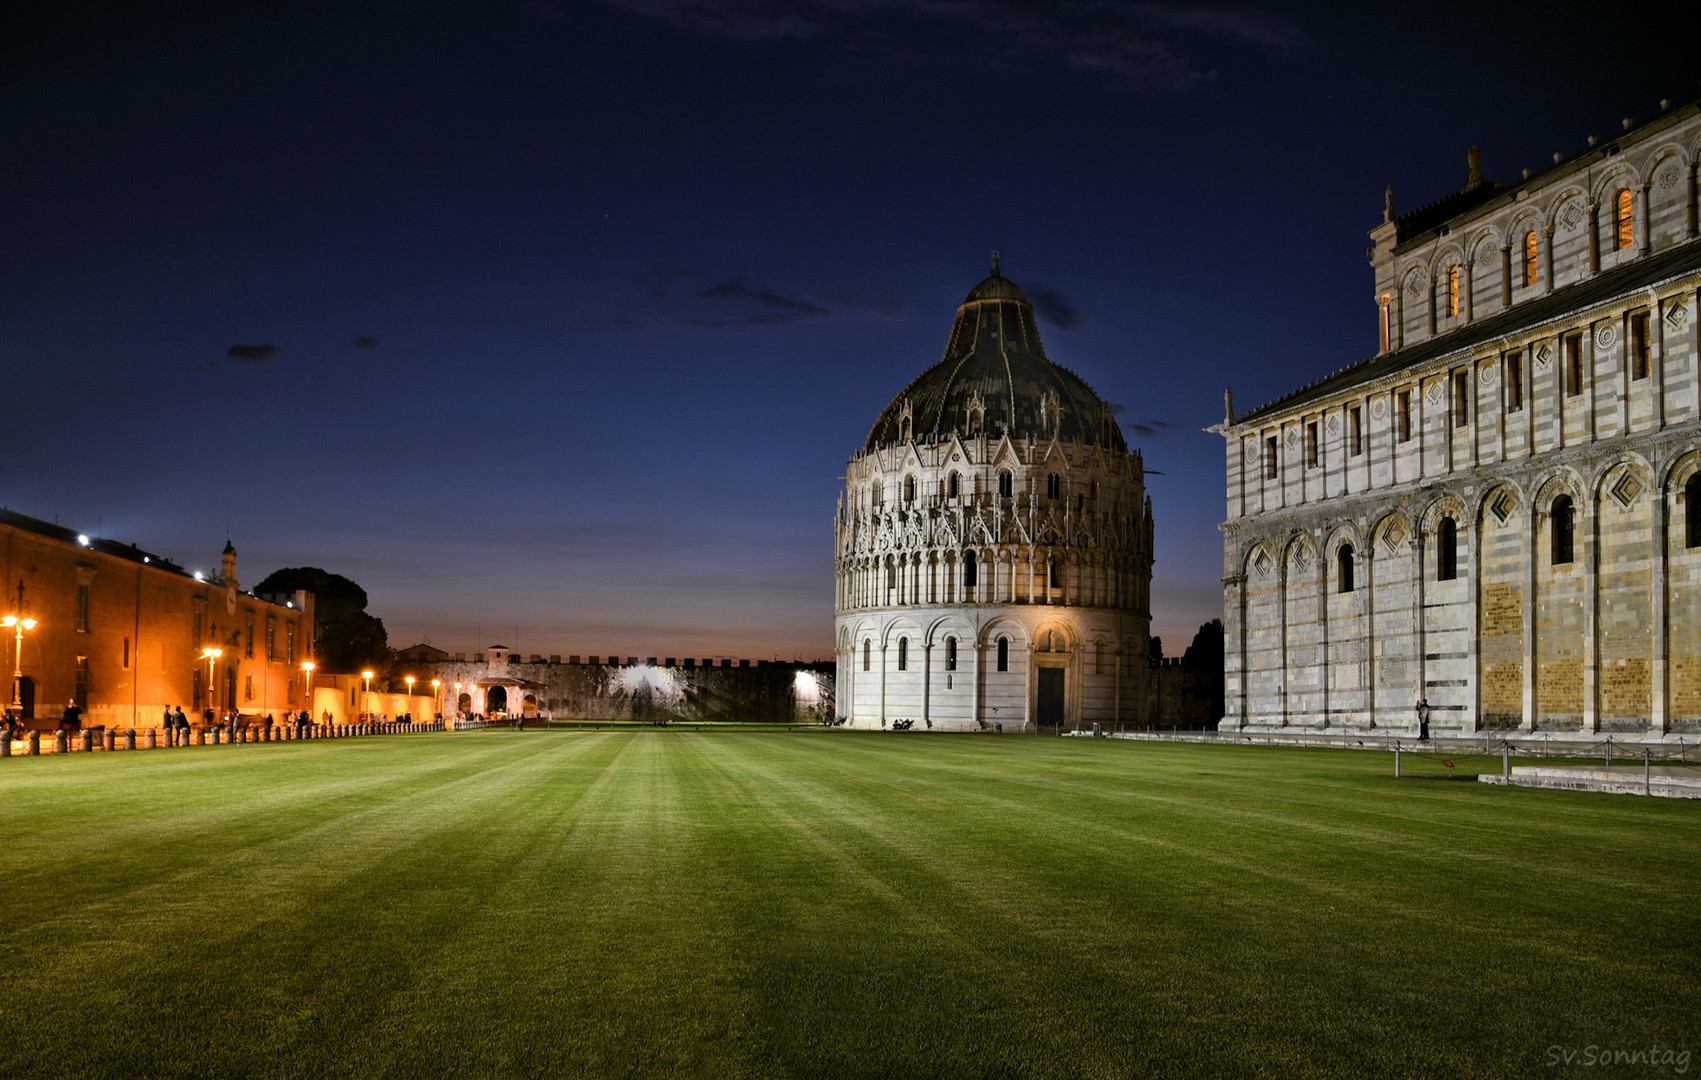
left=405, top=675, right=416, bottom=715
left=431, top=679, right=441, bottom=719
left=361, top=669, right=375, bottom=720
left=2, top=614, right=38, bottom=712
left=301, top=661, right=315, bottom=717
left=453, top=681, right=462, bottom=723
left=202, top=647, right=222, bottom=716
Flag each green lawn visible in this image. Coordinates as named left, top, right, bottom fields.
left=1, top=732, right=1696, bottom=1078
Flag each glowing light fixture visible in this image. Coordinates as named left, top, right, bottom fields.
left=76, top=534, right=90, bottom=547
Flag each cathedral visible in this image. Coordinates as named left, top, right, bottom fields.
left=834, top=262, right=1155, bottom=731
left=1218, top=97, right=1701, bottom=736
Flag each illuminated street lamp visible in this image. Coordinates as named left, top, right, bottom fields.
left=2, top=614, right=39, bottom=711
left=431, top=679, right=441, bottom=715
left=202, top=647, right=223, bottom=714
left=404, top=675, right=416, bottom=707
left=301, top=661, right=315, bottom=715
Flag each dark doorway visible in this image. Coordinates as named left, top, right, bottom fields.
left=13, top=676, right=35, bottom=722
left=487, top=686, right=508, bottom=714
left=1037, top=667, right=1065, bottom=730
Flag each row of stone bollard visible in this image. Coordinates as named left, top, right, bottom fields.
left=1, top=719, right=445, bottom=756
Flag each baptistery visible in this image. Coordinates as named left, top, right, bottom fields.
left=834, top=261, right=1155, bottom=731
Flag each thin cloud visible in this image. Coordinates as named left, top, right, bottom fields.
left=1028, top=286, right=1084, bottom=331
left=352, top=336, right=379, bottom=351
left=697, top=280, right=831, bottom=316
left=1123, top=418, right=1185, bottom=438
left=586, top=0, right=1304, bottom=92
left=226, top=343, right=278, bottom=364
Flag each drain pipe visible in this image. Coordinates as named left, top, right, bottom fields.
left=1503, top=741, right=1509, bottom=780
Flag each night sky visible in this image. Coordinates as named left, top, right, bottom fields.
left=5, top=2, right=1699, bottom=661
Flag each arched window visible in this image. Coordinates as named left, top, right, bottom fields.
left=1090, top=479, right=1099, bottom=502
left=996, top=636, right=1009, bottom=672
left=945, top=636, right=957, bottom=671
left=1049, top=560, right=1062, bottom=589
left=1047, top=473, right=1061, bottom=499
left=897, top=637, right=908, bottom=671
left=947, top=472, right=960, bottom=499
left=1437, top=517, right=1458, bottom=581
left=963, top=550, right=978, bottom=588
left=1615, top=188, right=1634, bottom=250
left=1338, top=544, right=1355, bottom=593
left=886, top=562, right=897, bottom=589
left=998, top=471, right=1013, bottom=498
left=900, top=416, right=912, bottom=442
left=1446, top=264, right=1460, bottom=317
left=1686, top=473, right=1701, bottom=549
left=862, top=640, right=871, bottom=671
left=1094, top=641, right=1105, bottom=675
left=1524, top=231, right=1538, bottom=287
left=904, top=476, right=915, bottom=502
left=968, top=408, right=983, bottom=436
left=1551, top=494, right=1575, bottom=566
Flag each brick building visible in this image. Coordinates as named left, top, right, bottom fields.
left=1216, top=98, right=1701, bottom=736
left=0, top=509, right=313, bottom=730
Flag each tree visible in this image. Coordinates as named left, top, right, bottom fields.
left=252, top=567, right=391, bottom=675
left=1182, top=619, right=1225, bottom=726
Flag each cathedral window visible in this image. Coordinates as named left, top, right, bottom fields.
left=1337, top=544, right=1355, bottom=593
left=1395, top=391, right=1412, bottom=443
left=1551, top=495, right=1575, bottom=566
left=897, top=637, right=908, bottom=671
left=1094, top=642, right=1104, bottom=676
left=1089, top=479, right=1098, bottom=503
left=1523, top=232, right=1538, bottom=287
left=1349, top=407, right=1363, bottom=456
left=1505, top=352, right=1523, bottom=412
left=996, top=637, right=1009, bottom=672
left=998, top=471, right=1013, bottom=499
left=886, top=563, right=897, bottom=590
left=1437, top=517, right=1458, bottom=581
left=1629, top=311, right=1650, bottom=380
left=904, top=476, right=916, bottom=502
left=75, top=584, right=89, bottom=633
left=1452, top=370, right=1469, bottom=428
left=863, top=640, right=871, bottom=671
left=948, top=472, right=960, bottom=499
left=1304, top=423, right=1318, bottom=467
left=968, top=409, right=983, bottom=436
left=900, top=416, right=912, bottom=442
left=1615, top=189, right=1634, bottom=250
left=245, top=612, right=255, bottom=657
left=1564, top=333, right=1584, bottom=397
left=1046, top=473, right=1061, bottom=499
left=963, top=551, right=978, bottom=588
left=945, top=637, right=957, bottom=671
left=1049, top=561, right=1062, bottom=589
left=1446, top=264, right=1460, bottom=317
left=1686, top=474, right=1701, bottom=549
left=1075, top=493, right=1084, bottom=514
left=122, top=637, right=131, bottom=670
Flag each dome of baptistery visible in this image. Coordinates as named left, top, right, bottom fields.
left=833, top=259, right=1155, bottom=734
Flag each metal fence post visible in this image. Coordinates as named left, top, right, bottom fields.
left=1395, top=742, right=1401, bottom=779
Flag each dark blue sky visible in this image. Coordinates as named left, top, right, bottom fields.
left=4, top=2, right=1698, bottom=659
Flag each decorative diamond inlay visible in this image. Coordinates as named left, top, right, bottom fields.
left=1610, top=472, right=1644, bottom=509
left=1425, top=382, right=1443, bottom=405
left=1490, top=490, right=1517, bottom=525
left=1253, top=550, right=1274, bottom=578
left=1326, top=415, right=1340, bottom=435
left=1535, top=343, right=1552, bottom=368
left=1381, top=520, right=1406, bottom=553
left=1667, top=300, right=1689, bottom=328
left=1291, top=547, right=1311, bottom=572
left=1560, top=202, right=1584, bottom=230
